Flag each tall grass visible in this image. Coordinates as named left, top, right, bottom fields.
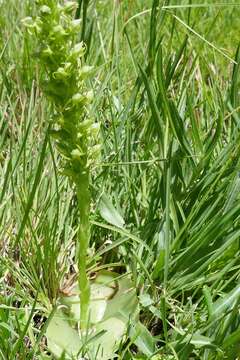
left=0, top=0, right=240, bottom=359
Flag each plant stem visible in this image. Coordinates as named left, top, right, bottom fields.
left=76, top=171, right=91, bottom=329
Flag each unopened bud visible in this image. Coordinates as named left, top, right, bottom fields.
left=41, top=46, right=53, bottom=58
left=70, top=42, right=85, bottom=59
left=71, top=148, right=83, bottom=160
left=80, top=65, right=94, bottom=79
left=62, top=1, right=78, bottom=14
left=72, top=93, right=84, bottom=105
left=22, top=17, right=34, bottom=28
left=79, top=119, right=92, bottom=131
left=85, top=90, right=93, bottom=103
left=91, top=123, right=100, bottom=136
left=71, top=19, right=81, bottom=32
left=52, top=25, right=67, bottom=37
left=40, top=5, right=51, bottom=15
left=53, top=67, right=69, bottom=80
left=90, top=144, right=101, bottom=158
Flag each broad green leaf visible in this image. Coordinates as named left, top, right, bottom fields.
left=99, top=193, right=125, bottom=228
left=46, top=310, right=81, bottom=359
left=130, top=322, right=156, bottom=357
left=102, top=276, right=138, bottom=322
left=46, top=271, right=138, bottom=359
left=88, top=317, right=126, bottom=359
left=139, top=294, right=153, bottom=307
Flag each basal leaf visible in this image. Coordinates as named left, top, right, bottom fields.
left=99, top=193, right=125, bottom=228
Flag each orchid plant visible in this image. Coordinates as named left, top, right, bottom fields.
left=23, top=1, right=138, bottom=358
left=23, top=0, right=99, bottom=329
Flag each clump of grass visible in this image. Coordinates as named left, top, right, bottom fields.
left=23, top=0, right=100, bottom=329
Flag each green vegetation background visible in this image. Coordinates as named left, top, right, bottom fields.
left=0, top=0, right=240, bottom=359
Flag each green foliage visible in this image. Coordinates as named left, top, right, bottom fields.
left=1, top=0, right=240, bottom=359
